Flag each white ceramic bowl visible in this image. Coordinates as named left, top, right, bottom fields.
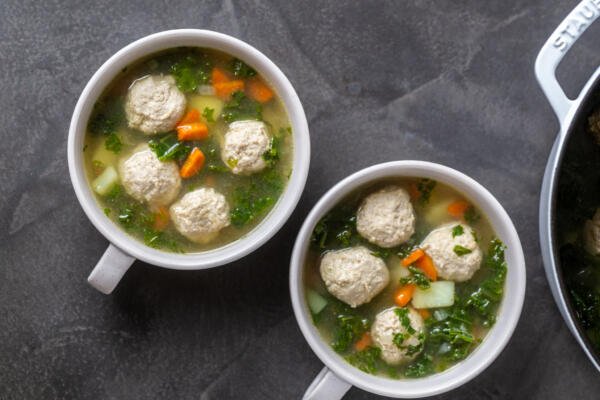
left=289, top=161, right=525, bottom=399
left=68, top=29, right=310, bottom=294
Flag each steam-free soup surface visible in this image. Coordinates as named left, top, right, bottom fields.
left=84, top=48, right=293, bottom=252
left=304, top=179, right=507, bottom=378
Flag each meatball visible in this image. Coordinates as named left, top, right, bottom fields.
left=169, top=188, right=231, bottom=244
left=319, top=246, right=389, bottom=308
left=420, top=222, right=482, bottom=282
left=125, top=74, right=186, bottom=134
left=356, top=186, right=416, bottom=248
left=221, top=120, right=271, bottom=175
left=119, top=145, right=181, bottom=207
left=371, top=307, right=425, bottom=365
left=584, top=208, right=600, bottom=256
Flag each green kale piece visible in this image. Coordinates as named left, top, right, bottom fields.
left=170, top=54, right=210, bottom=92
left=230, top=58, right=257, bottom=78
left=104, top=132, right=122, bottom=154
left=148, top=133, right=191, bottom=162
left=221, top=91, right=262, bottom=122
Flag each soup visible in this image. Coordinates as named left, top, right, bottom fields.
left=83, top=48, right=293, bottom=252
left=556, top=105, right=600, bottom=352
left=303, top=179, right=507, bottom=378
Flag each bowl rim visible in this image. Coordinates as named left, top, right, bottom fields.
left=289, top=160, right=526, bottom=398
left=67, top=29, right=310, bottom=270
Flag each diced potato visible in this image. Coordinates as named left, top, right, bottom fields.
left=92, top=166, right=119, bottom=196
left=306, top=289, right=328, bottom=314
left=92, top=140, right=117, bottom=168
left=188, top=95, right=224, bottom=121
left=412, top=281, right=455, bottom=309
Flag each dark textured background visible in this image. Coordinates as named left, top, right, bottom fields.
left=1, top=0, right=600, bottom=399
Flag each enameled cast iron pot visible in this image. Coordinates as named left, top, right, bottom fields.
left=537, top=0, right=600, bottom=372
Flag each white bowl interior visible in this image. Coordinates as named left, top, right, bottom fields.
left=68, top=30, right=310, bottom=270
left=289, top=161, right=526, bottom=398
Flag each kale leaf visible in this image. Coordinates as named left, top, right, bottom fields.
left=148, top=133, right=191, bottom=162
left=230, top=58, right=257, bottom=78
left=400, top=266, right=431, bottom=289
left=105, top=132, right=122, bottom=154
left=230, top=168, right=284, bottom=227
left=221, top=91, right=262, bottom=122
left=170, top=54, right=211, bottom=92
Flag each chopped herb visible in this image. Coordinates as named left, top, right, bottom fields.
left=417, top=179, right=436, bottom=205
left=262, top=136, right=280, bottom=168
left=345, top=346, right=381, bottom=374
left=464, top=238, right=507, bottom=326
left=171, top=54, right=210, bottom=92
left=370, top=248, right=391, bottom=259
left=230, top=168, right=284, bottom=227
left=83, top=144, right=88, bottom=152
left=394, top=307, right=416, bottom=334
left=332, top=309, right=370, bottom=352
left=202, top=107, right=215, bottom=123
left=221, top=91, right=262, bottom=122
left=453, top=245, right=472, bottom=256
left=88, top=98, right=124, bottom=136
left=400, top=266, right=431, bottom=289
left=230, top=58, right=257, bottom=78
left=393, top=332, right=408, bottom=348
left=104, top=185, right=182, bottom=252
left=404, top=354, right=433, bottom=377
left=148, top=133, right=191, bottom=162
left=103, top=208, right=111, bottom=216
left=227, top=158, right=239, bottom=168
left=452, top=225, right=464, bottom=237
left=104, top=132, right=122, bottom=154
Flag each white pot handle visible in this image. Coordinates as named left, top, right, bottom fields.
left=534, top=0, right=600, bottom=127
left=303, top=367, right=352, bottom=400
left=87, top=244, right=135, bottom=294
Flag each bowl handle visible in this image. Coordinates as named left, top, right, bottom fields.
left=87, top=244, right=135, bottom=294
left=303, top=367, right=352, bottom=400
left=534, top=0, right=599, bottom=127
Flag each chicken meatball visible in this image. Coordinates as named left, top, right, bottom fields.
left=584, top=208, right=600, bottom=256
left=319, top=246, right=389, bottom=308
left=125, top=74, right=186, bottom=134
left=221, top=120, right=271, bottom=175
left=356, top=186, right=416, bottom=248
left=371, top=307, right=425, bottom=365
left=119, top=145, right=181, bottom=207
left=169, top=188, right=231, bottom=244
left=420, top=222, right=482, bottom=282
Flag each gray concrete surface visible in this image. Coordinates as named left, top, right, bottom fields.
left=1, top=0, right=599, bottom=399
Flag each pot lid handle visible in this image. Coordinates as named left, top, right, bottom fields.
left=535, top=0, right=599, bottom=127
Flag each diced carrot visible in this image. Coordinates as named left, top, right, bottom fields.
left=211, top=67, right=230, bottom=84
left=415, top=253, right=437, bottom=281
left=246, top=78, right=274, bottom=103
left=354, top=332, right=372, bottom=352
left=178, top=109, right=200, bottom=125
left=417, top=308, right=431, bottom=319
left=214, top=80, right=245, bottom=99
left=394, top=284, right=416, bottom=307
left=409, top=183, right=420, bottom=201
left=153, top=206, right=170, bottom=231
left=447, top=200, right=470, bottom=218
left=180, top=147, right=205, bottom=178
left=177, top=122, right=209, bottom=141
left=401, top=249, right=424, bottom=267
